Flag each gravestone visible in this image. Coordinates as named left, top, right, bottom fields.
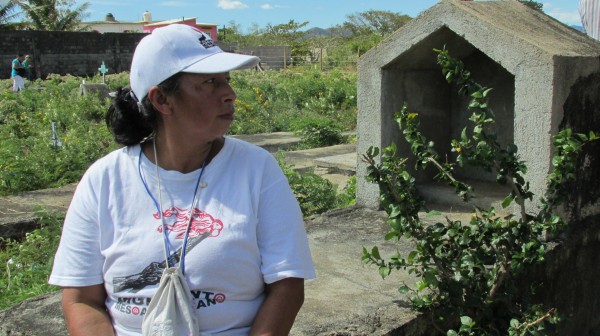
left=356, top=1, right=600, bottom=333
left=79, top=82, right=110, bottom=100
left=356, top=0, right=600, bottom=217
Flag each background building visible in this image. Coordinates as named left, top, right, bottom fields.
left=81, top=11, right=219, bottom=40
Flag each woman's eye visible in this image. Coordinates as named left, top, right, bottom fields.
left=205, top=78, right=216, bottom=84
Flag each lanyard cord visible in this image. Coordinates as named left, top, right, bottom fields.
left=138, top=140, right=208, bottom=274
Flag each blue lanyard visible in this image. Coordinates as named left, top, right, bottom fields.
left=137, top=145, right=207, bottom=274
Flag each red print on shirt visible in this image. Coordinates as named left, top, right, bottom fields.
left=156, top=207, right=224, bottom=239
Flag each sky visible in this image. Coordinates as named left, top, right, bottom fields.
left=77, top=1, right=581, bottom=31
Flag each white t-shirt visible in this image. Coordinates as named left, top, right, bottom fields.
left=49, top=137, right=316, bottom=335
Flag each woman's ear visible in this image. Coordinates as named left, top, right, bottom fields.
left=146, top=86, right=173, bottom=116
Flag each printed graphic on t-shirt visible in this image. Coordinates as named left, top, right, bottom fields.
left=156, top=206, right=223, bottom=238
left=113, top=290, right=228, bottom=318
left=112, top=207, right=224, bottom=293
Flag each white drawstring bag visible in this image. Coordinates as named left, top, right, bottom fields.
left=141, top=267, right=200, bottom=336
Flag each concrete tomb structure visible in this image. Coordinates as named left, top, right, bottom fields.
left=356, top=0, right=600, bottom=216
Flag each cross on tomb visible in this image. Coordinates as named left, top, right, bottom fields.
left=98, top=61, right=109, bottom=84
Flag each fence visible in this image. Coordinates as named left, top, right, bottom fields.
left=220, top=44, right=358, bottom=72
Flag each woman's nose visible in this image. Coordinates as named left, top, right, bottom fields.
left=222, top=82, right=237, bottom=102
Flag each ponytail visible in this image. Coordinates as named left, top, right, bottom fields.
left=106, top=73, right=184, bottom=146
left=105, top=87, right=156, bottom=146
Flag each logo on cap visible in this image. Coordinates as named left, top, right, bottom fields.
left=199, top=34, right=216, bottom=49
left=191, top=27, right=216, bottom=49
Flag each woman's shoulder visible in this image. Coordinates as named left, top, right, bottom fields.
left=225, top=136, right=272, bottom=158
left=84, top=145, right=140, bottom=177
left=220, top=137, right=281, bottom=172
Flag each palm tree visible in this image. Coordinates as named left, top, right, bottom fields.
left=15, top=0, right=89, bottom=31
left=0, top=0, right=20, bottom=29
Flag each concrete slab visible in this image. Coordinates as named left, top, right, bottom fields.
left=292, top=207, right=419, bottom=335
left=314, top=152, right=357, bottom=176
left=231, top=132, right=301, bottom=153
left=282, top=143, right=356, bottom=173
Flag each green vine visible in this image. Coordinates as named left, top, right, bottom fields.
left=362, top=48, right=597, bottom=335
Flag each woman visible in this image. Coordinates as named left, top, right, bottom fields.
left=49, top=24, right=316, bottom=336
left=22, top=55, right=33, bottom=80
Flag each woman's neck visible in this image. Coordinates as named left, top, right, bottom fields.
left=143, top=135, right=224, bottom=173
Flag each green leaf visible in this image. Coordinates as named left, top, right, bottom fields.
left=502, top=193, right=515, bottom=208
left=371, top=246, right=381, bottom=260
left=398, top=284, right=411, bottom=294
left=482, top=87, right=493, bottom=97
left=407, top=251, right=418, bottom=264
left=460, top=316, right=473, bottom=325
left=416, top=279, right=428, bottom=291
left=424, top=270, right=438, bottom=286
left=385, top=231, right=398, bottom=241
left=379, top=266, right=390, bottom=278
left=471, top=91, right=483, bottom=99
left=389, top=205, right=401, bottom=218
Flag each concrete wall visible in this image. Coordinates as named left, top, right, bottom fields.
left=237, top=45, right=291, bottom=70
left=0, top=30, right=146, bottom=80
left=0, top=31, right=285, bottom=80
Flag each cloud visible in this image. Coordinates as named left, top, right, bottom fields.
left=218, top=0, right=249, bottom=10
left=260, top=3, right=285, bottom=10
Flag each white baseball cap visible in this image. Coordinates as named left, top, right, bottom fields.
left=130, top=24, right=260, bottom=100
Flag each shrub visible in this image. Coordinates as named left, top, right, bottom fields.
left=0, top=70, right=357, bottom=195
left=276, top=153, right=337, bottom=216
left=336, top=175, right=356, bottom=208
left=0, top=210, right=63, bottom=309
left=230, top=69, right=357, bottom=135
left=0, top=86, right=117, bottom=194
left=292, top=117, right=346, bottom=149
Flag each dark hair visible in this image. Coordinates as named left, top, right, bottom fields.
left=106, top=72, right=184, bottom=146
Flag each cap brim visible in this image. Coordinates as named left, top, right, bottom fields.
left=182, top=52, right=260, bottom=74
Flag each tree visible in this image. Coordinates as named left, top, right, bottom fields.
left=263, top=19, right=309, bottom=46
left=342, top=10, right=411, bottom=37
left=15, top=0, right=89, bottom=31
left=339, top=10, right=412, bottom=57
left=219, top=20, right=254, bottom=47
left=0, top=0, right=20, bottom=29
left=519, top=0, right=543, bottom=11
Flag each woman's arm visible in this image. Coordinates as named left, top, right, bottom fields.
left=249, top=277, right=305, bottom=336
left=62, top=284, right=115, bottom=336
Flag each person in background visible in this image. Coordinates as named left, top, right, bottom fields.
left=11, top=53, right=26, bottom=92
left=580, top=0, right=600, bottom=40
left=49, top=24, right=316, bottom=336
left=22, top=55, right=33, bottom=80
